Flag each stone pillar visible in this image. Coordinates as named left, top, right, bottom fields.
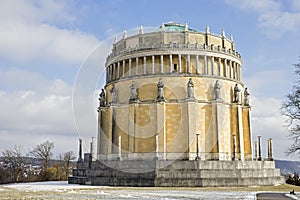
left=155, top=134, right=159, bottom=159
left=211, top=56, right=214, bottom=75
left=105, top=67, right=109, bottom=83
left=118, top=135, right=122, bottom=160
left=152, top=55, right=155, bottom=74
left=204, top=55, right=207, bottom=74
left=90, top=137, right=95, bottom=161
left=232, top=135, right=237, bottom=160
left=113, top=63, right=116, bottom=80
left=196, top=55, right=199, bottom=74
left=129, top=58, right=132, bottom=76
left=78, top=138, right=83, bottom=162
left=122, top=60, right=125, bottom=77
left=258, top=136, right=262, bottom=161
left=254, top=141, right=258, bottom=161
left=268, top=138, right=273, bottom=161
left=224, top=58, right=227, bottom=77
left=169, top=54, right=172, bottom=73
left=117, top=62, right=120, bottom=79
left=143, top=56, right=147, bottom=74
left=239, top=64, right=242, bottom=81
left=187, top=54, right=191, bottom=73
left=108, top=65, right=111, bottom=82
left=229, top=60, right=232, bottom=78
left=195, top=133, right=200, bottom=160
left=178, top=54, right=182, bottom=73
left=218, top=57, right=221, bottom=76
left=160, top=55, right=164, bottom=73
left=135, top=57, right=139, bottom=75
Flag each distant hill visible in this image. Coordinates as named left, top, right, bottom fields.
left=275, top=160, right=300, bottom=175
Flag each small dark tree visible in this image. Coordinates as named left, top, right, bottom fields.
left=282, top=61, right=300, bottom=155
left=29, top=140, right=54, bottom=180
left=2, top=145, right=24, bottom=183
left=59, top=151, right=76, bottom=180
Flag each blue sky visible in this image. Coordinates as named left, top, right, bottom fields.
left=1, top=0, right=300, bottom=160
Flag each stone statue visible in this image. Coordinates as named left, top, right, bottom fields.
left=244, top=87, right=250, bottom=105
left=233, top=84, right=240, bottom=103
left=187, top=78, right=195, bottom=100
left=110, top=84, right=117, bottom=103
left=129, top=81, right=138, bottom=102
left=157, top=78, right=165, bottom=101
left=99, top=88, right=106, bottom=107
left=214, top=80, right=221, bottom=100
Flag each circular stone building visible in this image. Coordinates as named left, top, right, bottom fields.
left=99, top=22, right=250, bottom=161
left=69, top=23, right=284, bottom=187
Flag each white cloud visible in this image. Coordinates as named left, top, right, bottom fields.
left=292, top=0, right=300, bottom=11
left=0, top=0, right=99, bottom=65
left=225, top=0, right=300, bottom=38
left=0, top=68, right=96, bottom=156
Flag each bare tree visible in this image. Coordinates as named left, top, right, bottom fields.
left=2, top=145, right=24, bottom=182
left=59, top=151, right=76, bottom=180
left=282, top=61, right=300, bottom=155
left=29, top=141, right=54, bottom=172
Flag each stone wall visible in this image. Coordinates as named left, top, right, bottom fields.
left=69, top=158, right=285, bottom=187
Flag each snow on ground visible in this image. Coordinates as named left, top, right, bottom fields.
left=4, top=181, right=100, bottom=191
left=0, top=181, right=258, bottom=199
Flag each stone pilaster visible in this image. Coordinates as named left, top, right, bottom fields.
left=128, top=103, right=136, bottom=153
left=106, top=106, right=112, bottom=154
left=156, top=102, right=166, bottom=160
left=187, top=101, right=196, bottom=160
left=237, top=104, right=245, bottom=161
left=210, top=101, right=220, bottom=160
left=111, top=107, right=117, bottom=153
left=97, top=108, right=106, bottom=159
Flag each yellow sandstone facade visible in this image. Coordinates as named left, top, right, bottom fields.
left=97, top=22, right=252, bottom=161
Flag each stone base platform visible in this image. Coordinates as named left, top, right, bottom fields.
left=68, top=158, right=285, bottom=187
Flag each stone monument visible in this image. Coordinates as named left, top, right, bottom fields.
left=69, top=22, right=284, bottom=187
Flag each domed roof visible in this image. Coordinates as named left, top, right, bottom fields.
left=160, top=22, right=197, bottom=32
